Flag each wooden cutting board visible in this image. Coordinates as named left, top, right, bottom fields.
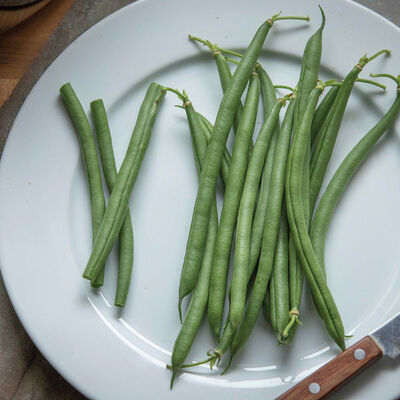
left=0, top=0, right=75, bottom=107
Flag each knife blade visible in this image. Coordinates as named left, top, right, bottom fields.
left=276, top=311, right=400, bottom=399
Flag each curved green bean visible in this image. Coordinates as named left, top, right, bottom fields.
left=170, top=93, right=219, bottom=387
left=286, top=84, right=346, bottom=350
left=310, top=50, right=390, bottom=211
left=311, top=76, right=400, bottom=274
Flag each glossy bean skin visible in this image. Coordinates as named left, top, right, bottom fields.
left=208, top=73, right=260, bottom=336
left=286, top=85, right=345, bottom=350
left=90, top=99, right=134, bottom=307
left=59, top=83, right=106, bottom=288
left=311, top=83, right=400, bottom=274
left=178, top=20, right=275, bottom=313
left=82, top=83, right=166, bottom=281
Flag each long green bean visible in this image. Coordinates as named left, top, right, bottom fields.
left=59, top=83, right=106, bottom=288
left=90, top=99, right=134, bottom=307
left=82, top=83, right=166, bottom=281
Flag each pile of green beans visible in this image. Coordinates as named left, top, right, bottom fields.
left=169, top=7, right=399, bottom=387
left=58, top=7, right=400, bottom=390
left=60, top=82, right=166, bottom=307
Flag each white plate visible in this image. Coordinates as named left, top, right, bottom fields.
left=1, top=0, right=400, bottom=398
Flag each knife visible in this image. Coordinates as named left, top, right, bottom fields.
left=276, top=311, right=400, bottom=399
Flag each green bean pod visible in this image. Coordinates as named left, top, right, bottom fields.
left=170, top=98, right=219, bottom=387
left=208, top=72, right=260, bottom=336
left=311, top=79, right=400, bottom=274
left=270, top=206, right=290, bottom=343
left=263, top=99, right=296, bottom=343
left=90, top=99, right=134, bottom=307
left=285, top=9, right=325, bottom=339
left=286, top=84, right=346, bottom=350
left=247, top=65, right=280, bottom=278
left=82, top=83, right=166, bottom=281
left=59, top=83, right=106, bottom=288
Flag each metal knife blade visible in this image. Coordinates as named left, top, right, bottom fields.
left=370, top=310, right=400, bottom=359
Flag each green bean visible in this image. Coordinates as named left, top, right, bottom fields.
left=82, top=83, right=166, bottom=281
left=196, top=112, right=231, bottom=184
left=270, top=206, right=290, bottom=343
left=311, top=85, right=340, bottom=146
left=247, top=64, right=280, bottom=278
left=208, top=72, right=260, bottom=336
left=229, top=96, right=291, bottom=361
left=311, top=74, right=400, bottom=274
left=285, top=9, right=325, bottom=339
left=310, top=50, right=390, bottom=211
left=169, top=91, right=219, bottom=387
left=229, top=90, right=286, bottom=331
left=59, top=83, right=106, bottom=288
left=205, top=56, right=287, bottom=285
left=286, top=83, right=346, bottom=350
left=261, top=98, right=296, bottom=343
left=90, top=99, right=134, bottom=307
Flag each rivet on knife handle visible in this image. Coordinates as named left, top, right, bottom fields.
left=276, top=336, right=383, bottom=400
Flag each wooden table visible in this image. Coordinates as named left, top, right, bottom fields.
left=0, top=0, right=74, bottom=107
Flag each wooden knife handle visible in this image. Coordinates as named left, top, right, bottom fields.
left=276, top=336, right=383, bottom=400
